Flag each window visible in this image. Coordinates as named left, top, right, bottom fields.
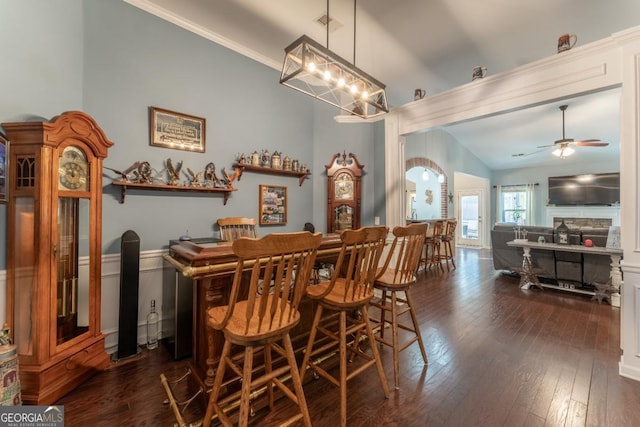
left=501, top=190, right=527, bottom=224
left=496, top=183, right=536, bottom=225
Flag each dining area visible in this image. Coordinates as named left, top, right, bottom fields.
left=161, top=218, right=431, bottom=426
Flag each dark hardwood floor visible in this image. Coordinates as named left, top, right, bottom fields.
left=57, top=247, right=640, bottom=426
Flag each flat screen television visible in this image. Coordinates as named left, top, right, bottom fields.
left=548, top=173, right=620, bottom=206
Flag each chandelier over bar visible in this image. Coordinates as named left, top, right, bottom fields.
left=280, top=33, right=388, bottom=118
left=280, top=0, right=388, bottom=118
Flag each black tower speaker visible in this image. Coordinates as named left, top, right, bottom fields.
left=116, top=230, right=141, bottom=360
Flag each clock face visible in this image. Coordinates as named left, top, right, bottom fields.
left=334, top=173, right=354, bottom=200
left=59, top=146, right=89, bottom=191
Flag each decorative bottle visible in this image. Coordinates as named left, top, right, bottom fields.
left=147, top=300, right=159, bottom=350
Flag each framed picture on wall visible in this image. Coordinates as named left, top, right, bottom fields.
left=0, top=132, right=7, bottom=203
left=259, top=185, right=287, bottom=225
left=150, top=106, right=206, bottom=152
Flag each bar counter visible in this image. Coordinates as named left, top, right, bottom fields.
left=163, top=234, right=344, bottom=388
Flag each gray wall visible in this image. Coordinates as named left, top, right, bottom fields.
left=0, top=0, right=85, bottom=269
left=0, top=0, right=381, bottom=268
left=492, top=159, right=619, bottom=225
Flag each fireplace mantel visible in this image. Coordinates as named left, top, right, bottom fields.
left=545, top=206, right=620, bottom=227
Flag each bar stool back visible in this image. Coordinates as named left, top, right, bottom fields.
left=217, top=217, right=258, bottom=241
left=300, top=226, right=390, bottom=427
left=425, top=220, right=445, bottom=272
left=371, top=222, right=428, bottom=389
left=441, top=220, right=457, bottom=271
left=202, top=231, right=322, bottom=427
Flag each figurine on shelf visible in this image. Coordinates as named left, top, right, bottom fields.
left=166, top=158, right=182, bottom=186
left=250, top=150, right=260, bottom=166
left=204, top=162, right=223, bottom=188
left=133, top=161, right=154, bottom=184
left=221, top=167, right=233, bottom=187
left=104, top=161, right=140, bottom=182
left=261, top=149, right=271, bottom=167
left=186, top=167, right=203, bottom=187
left=292, top=159, right=300, bottom=172
left=300, top=164, right=308, bottom=174
left=271, top=151, right=282, bottom=169
left=283, top=156, right=291, bottom=171
left=238, top=153, right=246, bottom=164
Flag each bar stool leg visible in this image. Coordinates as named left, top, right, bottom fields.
left=391, top=290, right=400, bottom=389
left=362, top=309, right=391, bottom=399
left=283, top=334, right=312, bottom=427
left=406, top=289, right=428, bottom=363
left=239, top=347, right=255, bottom=426
left=340, top=311, right=348, bottom=427
left=203, top=339, right=232, bottom=427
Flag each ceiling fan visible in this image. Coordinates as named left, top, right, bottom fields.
left=537, top=104, right=609, bottom=159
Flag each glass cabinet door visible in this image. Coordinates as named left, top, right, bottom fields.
left=56, top=198, right=91, bottom=345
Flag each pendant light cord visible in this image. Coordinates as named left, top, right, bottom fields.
left=353, top=0, right=357, bottom=65
left=326, top=0, right=358, bottom=65
left=326, top=0, right=330, bottom=49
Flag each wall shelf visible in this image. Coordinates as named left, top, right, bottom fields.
left=233, top=163, right=310, bottom=186
left=111, top=181, right=236, bottom=205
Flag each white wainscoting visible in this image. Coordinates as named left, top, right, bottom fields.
left=545, top=206, right=621, bottom=227
left=0, top=249, right=175, bottom=356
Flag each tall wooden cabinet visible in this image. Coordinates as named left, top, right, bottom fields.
left=325, top=152, right=363, bottom=233
left=3, top=111, right=113, bottom=404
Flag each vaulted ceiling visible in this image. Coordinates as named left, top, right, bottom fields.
left=127, top=0, right=640, bottom=170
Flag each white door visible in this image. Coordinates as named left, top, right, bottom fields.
left=458, top=191, right=482, bottom=246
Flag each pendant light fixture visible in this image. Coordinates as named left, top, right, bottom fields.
left=280, top=0, right=388, bottom=118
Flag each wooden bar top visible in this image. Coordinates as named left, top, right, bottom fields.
left=164, top=233, right=344, bottom=278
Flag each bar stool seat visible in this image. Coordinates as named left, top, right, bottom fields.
left=371, top=223, right=428, bottom=389
left=300, top=226, right=390, bottom=427
left=202, top=231, right=322, bottom=427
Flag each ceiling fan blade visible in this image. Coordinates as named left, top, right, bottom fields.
left=513, top=147, right=552, bottom=158
left=574, top=139, right=608, bottom=147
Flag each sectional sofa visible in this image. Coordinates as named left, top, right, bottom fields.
left=491, top=223, right=612, bottom=288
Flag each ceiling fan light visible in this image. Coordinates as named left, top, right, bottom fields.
left=564, top=146, right=575, bottom=156
left=552, top=148, right=562, bottom=157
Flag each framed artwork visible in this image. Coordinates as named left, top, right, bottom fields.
left=259, top=185, right=287, bottom=225
left=150, top=106, right=206, bottom=152
left=0, top=132, right=7, bottom=203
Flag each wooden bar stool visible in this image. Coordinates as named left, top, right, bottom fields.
left=202, top=231, right=322, bottom=427
left=425, top=220, right=445, bottom=272
left=370, top=223, right=428, bottom=389
left=416, top=222, right=431, bottom=271
left=299, top=226, right=390, bottom=427
left=217, top=217, right=257, bottom=241
left=440, top=220, right=457, bottom=271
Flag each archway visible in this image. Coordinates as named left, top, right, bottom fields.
left=406, top=156, right=448, bottom=219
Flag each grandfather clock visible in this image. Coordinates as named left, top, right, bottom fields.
left=325, top=152, right=363, bottom=233
left=3, top=111, right=113, bottom=404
